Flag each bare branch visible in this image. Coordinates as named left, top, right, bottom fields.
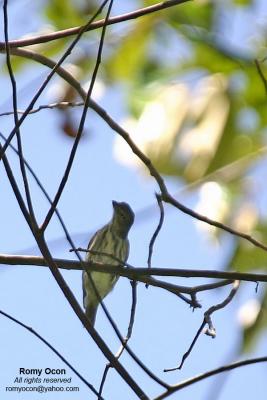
left=123, top=280, right=138, bottom=345
left=0, top=309, right=102, bottom=398
left=2, top=145, right=148, bottom=395
left=0, top=0, right=109, bottom=161
left=4, top=45, right=267, bottom=255
left=147, top=193, right=165, bottom=271
left=28, top=7, right=165, bottom=384
left=164, top=320, right=206, bottom=373
left=27, top=2, right=167, bottom=390
left=1, top=6, right=151, bottom=394
left=0, top=145, right=32, bottom=228
left=4, top=3, right=146, bottom=368
left=1, top=253, right=267, bottom=283
left=0, top=132, right=79, bottom=256
left=156, top=356, right=267, bottom=400
left=1, top=152, right=148, bottom=399
left=37, top=237, right=150, bottom=398
left=3, top=0, right=36, bottom=226
left=255, top=59, right=267, bottom=94
left=163, top=193, right=267, bottom=252
left=165, top=281, right=240, bottom=372
left=203, top=280, right=240, bottom=337
left=0, top=253, right=237, bottom=301
left=0, top=0, right=190, bottom=49
left=98, top=366, right=109, bottom=400
left=98, top=281, right=138, bottom=399
left=41, top=0, right=113, bottom=232
left=0, top=101, right=84, bottom=117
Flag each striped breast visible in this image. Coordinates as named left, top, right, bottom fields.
left=87, top=225, right=129, bottom=266
left=83, top=225, right=129, bottom=305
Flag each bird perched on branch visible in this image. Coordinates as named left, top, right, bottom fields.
left=82, top=201, right=135, bottom=326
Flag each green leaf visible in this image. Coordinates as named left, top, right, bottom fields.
left=229, top=223, right=267, bottom=272
left=44, top=0, right=85, bottom=29
left=233, top=0, right=252, bottom=6
left=166, top=0, right=215, bottom=31
left=105, top=16, right=155, bottom=81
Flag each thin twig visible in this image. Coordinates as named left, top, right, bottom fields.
left=1, top=147, right=149, bottom=399
left=2, top=254, right=267, bottom=283
left=5, top=46, right=267, bottom=255
left=164, top=281, right=240, bottom=372
left=164, top=320, right=206, bottom=373
left=1, top=7, right=151, bottom=395
left=0, top=144, right=32, bottom=227
left=0, top=0, right=110, bottom=161
left=255, top=59, right=267, bottom=94
left=0, top=0, right=190, bottom=49
left=38, top=236, right=150, bottom=399
left=156, top=356, right=267, bottom=400
left=147, top=194, right=165, bottom=288
left=70, top=250, right=191, bottom=306
left=28, top=5, right=164, bottom=384
left=70, top=247, right=134, bottom=266
left=3, top=0, right=36, bottom=227
left=98, top=281, right=138, bottom=399
left=0, top=309, right=103, bottom=398
left=203, top=280, right=240, bottom=335
left=98, top=366, right=109, bottom=400
left=30, top=1, right=167, bottom=389
left=74, top=248, right=232, bottom=298
left=0, top=101, right=84, bottom=117
left=0, top=132, right=79, bottom=256
left=163, top=193, right=267, bottom=252
left=41, top=0, right=112, bottom=232
left=0, top=138, right=161, bottom=390
left=117, top=280, right=138, bottom=357
left=0, top=254, right=238, bottom=308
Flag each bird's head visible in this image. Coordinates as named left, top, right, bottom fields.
left=111, top=200, right=135, bottom=238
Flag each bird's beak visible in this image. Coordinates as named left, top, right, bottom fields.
left=112, top=200, right=119, bottom=209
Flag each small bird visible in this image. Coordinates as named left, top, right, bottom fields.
left=82, top=201, right=135, bottom=326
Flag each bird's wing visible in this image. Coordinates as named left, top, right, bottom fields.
left=124, top=238, right=130, bottom=263
left=83, top=225, right=108, bottom=303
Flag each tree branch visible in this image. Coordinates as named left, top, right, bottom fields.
left=0, top=0, right=190, bottom=49
left=98, top=280, right=138, bottom=399
left=155, top=356, right=267, bottom=400
left=4, top=46, right=267, bottom=255
left=1, top=254, right=267, bottom=283
left=255, top=59, right=267, bottom=94
left=164, top=281, right=240, bottom=371
left=0, top=151, right=148, bottom=399
left=0, top=101, right=84, bottom=117
left=0, top=253, right=239, bottom=297
left=40, top=0, right=113, bottom=232
left=0, top=309, right=102, bottom=398
left=147, top=193, right=165, bottom=270
left=0, top=0, right=109, bottom=161
left=3, top=0, right=36, bottom=227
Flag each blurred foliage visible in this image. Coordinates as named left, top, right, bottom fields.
left=242, top=291, right=267, bottom=352
left=2, top=0, right=267, bottom=351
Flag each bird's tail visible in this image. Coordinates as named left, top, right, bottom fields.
left=85, top=303, right=97, bottom=327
